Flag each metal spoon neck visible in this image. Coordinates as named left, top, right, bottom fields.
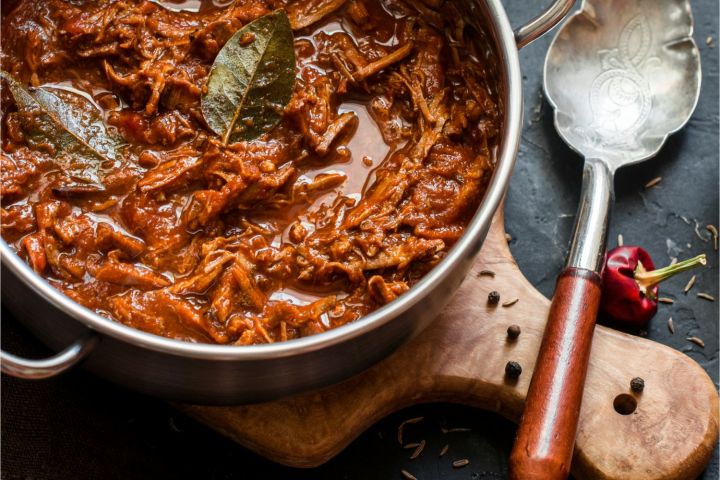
left=565, top=158, right=614, bottom=273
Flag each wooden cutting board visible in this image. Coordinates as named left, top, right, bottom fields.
left=180, top=209, right=718, bottom=479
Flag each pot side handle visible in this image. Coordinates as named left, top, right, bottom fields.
left=513, top=0, right=575, bottom=49
left=1, top=333, right=99, bottom=379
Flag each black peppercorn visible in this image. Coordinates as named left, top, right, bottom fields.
left=487, top=291, right=500, bottom=306
left=505, top=361, right=522, bottom=379
left=506, top=324, right=521, bottom=340
left=630, top=377, right=645, bottom=393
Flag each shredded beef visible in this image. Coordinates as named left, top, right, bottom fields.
left=1, top=0, right=499, bottom=344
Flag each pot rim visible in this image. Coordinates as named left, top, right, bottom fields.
left=0, top=0, right=522, bottom=361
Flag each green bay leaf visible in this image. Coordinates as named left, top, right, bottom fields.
left=201, top=10, right=296, bottom=144
left=1, top=71, right=123, bottom=164
left=1, top=71, right=127, bottom=191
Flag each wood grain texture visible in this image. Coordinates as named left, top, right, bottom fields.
left=179, top=210, right=718, bottom=479
left=510, top=268, right=603, bottom=480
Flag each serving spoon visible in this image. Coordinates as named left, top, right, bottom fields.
left=509, top=0, right=701, bottom=478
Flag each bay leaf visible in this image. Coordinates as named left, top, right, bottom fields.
left=201, top=10, right=296, bottom=144
left=1, top=71, right=125, bottom=189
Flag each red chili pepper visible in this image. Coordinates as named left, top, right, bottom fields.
left=600, top=246, right=706, bottom=326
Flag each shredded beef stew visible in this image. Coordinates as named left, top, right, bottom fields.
left=0, top=0, right=500, bottom=344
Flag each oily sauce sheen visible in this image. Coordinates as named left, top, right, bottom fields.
left=0, top=0, right=500, bottom=344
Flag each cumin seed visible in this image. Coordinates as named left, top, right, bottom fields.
left=409, top=440, right=425, bottom=460
left=687, top=336, right=705, bottom=348
left=397, top=417, right=424, bottom=444
left=452, top=459, right=470, bottom=468
left=683, top=275, right=696, bottom=294
left=439, top=444, right=449, bottom=457
left=697, top=293, right=715, bottom=302
left=401, top=470, right=417, bottom=480
left=617, top=233, right=624, bottom=246
left=644, top=176, right=662, bottom=188
left=658, top=297, right=674, bottom=304
left=502, top=298, right=519, bottom=307
left=667, top=317, right=675, bottom=334
left=168, top=416, right=182, bottom=433
left=707, top=225, right=718, bottom=251
left=441, top=427, right=471, bottom=434
left=478, top=269, right=496, bottom=277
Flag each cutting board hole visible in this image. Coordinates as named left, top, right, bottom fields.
left=613, top=393, right=637, bottom=415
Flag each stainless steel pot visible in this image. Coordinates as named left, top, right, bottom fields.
left=1, top=0, right=573, bottom=404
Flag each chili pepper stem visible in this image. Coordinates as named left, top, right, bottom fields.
left=635, top=254, right=707, bottom=297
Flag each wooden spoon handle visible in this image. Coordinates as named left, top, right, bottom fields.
left=509, top=267, right=602, bottom=480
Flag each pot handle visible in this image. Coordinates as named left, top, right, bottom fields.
left=514, top=0, right=575, bottom=49
left=1, top=333, right=99, bottom=379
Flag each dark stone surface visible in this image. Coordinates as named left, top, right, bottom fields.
left=1, top=0, right=717, bottom=478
